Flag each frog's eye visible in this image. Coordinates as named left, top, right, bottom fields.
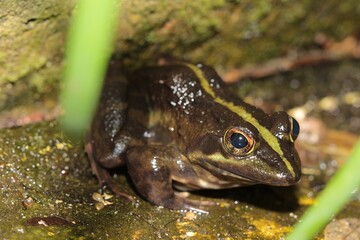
left=290, top=117, right=300, bottom=142
left=223, top=127, right=255, bottom=156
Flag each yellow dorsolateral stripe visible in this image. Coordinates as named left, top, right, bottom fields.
left=185, top=63, right=295, bottom=177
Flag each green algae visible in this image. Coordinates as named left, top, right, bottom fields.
left=2, top=0, right=360, bottom=109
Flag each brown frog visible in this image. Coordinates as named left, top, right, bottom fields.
left=86, top=61, right=301, bottom=211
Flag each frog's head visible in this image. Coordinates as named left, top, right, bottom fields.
left=187, top=110, right=301, bottom=186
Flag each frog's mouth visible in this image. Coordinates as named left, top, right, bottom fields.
left=196, top=159, right=260, bottom=185
left=198, top=156, right=300, bottom=187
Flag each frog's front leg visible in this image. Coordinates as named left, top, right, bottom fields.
left=126, top=146, right=210, bottom=211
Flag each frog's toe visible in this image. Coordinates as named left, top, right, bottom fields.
left=87, top=143, right=135, bottom=202
left=181, top=199, right=217, bottom=215
left=104, top=179, right=135, bottom=202
left=165, top=194, right=216, bottom=213
left=181, top=196, right=217, bottom=207
left=97, top=168, right=135, bottom=202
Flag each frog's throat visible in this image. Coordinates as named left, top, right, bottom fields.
left=185, top=63, right=296, bottom=178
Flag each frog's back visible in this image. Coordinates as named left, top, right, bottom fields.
left=126, top=64, right=225, bottom=143
left=128, top=64, right=228, bottom=122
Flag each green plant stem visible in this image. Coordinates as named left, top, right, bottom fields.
left=287, top=138, right=360, bottom=240
left=60, top=0, right=120, bottom=139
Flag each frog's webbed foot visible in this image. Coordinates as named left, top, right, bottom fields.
left=85, top=142, right=135, bottom=202
left=172, top=193, right=217, bottom=214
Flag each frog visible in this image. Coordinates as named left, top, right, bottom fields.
left=86, top=61, right=301, bottom=211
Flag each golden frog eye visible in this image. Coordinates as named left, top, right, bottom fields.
left=223, top=127, right=255, bottom=156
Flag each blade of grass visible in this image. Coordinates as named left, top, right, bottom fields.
left=287, top=138, right=360, bottom=240
left=60, top=0, right=120, bottom=139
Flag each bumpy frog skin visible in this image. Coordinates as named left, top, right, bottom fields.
left=86, top=61, right=301, bottom=211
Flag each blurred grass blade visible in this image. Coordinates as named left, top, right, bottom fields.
left=287, top=138, right=360, bottom=240
left=60, top=0, right=120, bottom=139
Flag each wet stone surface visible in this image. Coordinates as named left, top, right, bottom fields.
left=0, top=121, right=303, bottom=239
